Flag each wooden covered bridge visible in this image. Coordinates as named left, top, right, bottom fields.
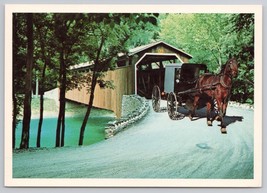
left=66, top=41, right=192, bottom=117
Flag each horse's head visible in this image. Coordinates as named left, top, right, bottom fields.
left=225, top=57, right=239, bottom=78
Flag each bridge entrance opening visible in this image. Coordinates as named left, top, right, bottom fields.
left=135, top=53, right=181, bottom=98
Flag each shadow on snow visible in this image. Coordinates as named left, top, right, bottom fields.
left=177, top=106, right=243, bottom=127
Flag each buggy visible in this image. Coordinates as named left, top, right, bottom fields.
left=151, top=63, right=209, bottom=119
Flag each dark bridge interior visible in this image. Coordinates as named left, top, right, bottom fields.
left=136, top=54, right=179, bottom=98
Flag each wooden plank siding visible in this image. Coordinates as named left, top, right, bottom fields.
left=66, top=65, right=135, bottom=118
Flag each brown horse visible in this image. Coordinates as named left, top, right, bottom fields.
left=189, top=57, right=239, bottom=134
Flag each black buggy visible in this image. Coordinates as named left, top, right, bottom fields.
left=151, top=63, right=209, bottom=120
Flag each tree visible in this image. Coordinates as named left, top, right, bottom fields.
left=20, top=13, right=33, bottom=149
left=53, top=13, right=86, bottom=147
left=12, top=13, right=27, bottom=149
left=34, top=13, right=56, bottom=147
left=78, top=13, right=158, bottom=145
left=160, top=13, right=232, bottom=72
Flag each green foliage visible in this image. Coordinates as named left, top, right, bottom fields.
left=13, top=13, right=27, bottom=93
left=77, top=13, right=159, bottom=91
left=160, top=14, right=231, bottom=71
left=230, top=14, right=254, bottom=103
left=33, top=13, right=59, bottom=93
left=159, top=13, right=254, bottom=104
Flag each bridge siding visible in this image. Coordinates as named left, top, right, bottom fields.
left=66, top=65, right=135, bottom=117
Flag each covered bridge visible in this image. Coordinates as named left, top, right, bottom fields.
left=66, top=41, right=192, bottom=117
left=118, top=41, right=192, bottom=98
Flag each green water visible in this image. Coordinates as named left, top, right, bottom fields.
left=15, top=100, right=115, bottom=148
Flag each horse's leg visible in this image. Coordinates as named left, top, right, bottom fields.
left=189, top=95, right=199, bottom=121
left=217, top=100, right=227, bottom=134
left=206, top=101, right=213, bottom=126
left=220, top=116, right=227, bottom=134
left=214, top=99, right=221, bottom=121
left=223, top=94, right=231, bottom=116
left=215, top=98, right=226, bottom=133
left=215, top=98, right=220, bottom=121
left=222, top=100, right=228, bottom=116
left=220, top=100, right=228, bottom=134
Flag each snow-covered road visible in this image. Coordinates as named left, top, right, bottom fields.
left=13, top=102, right=254, bottom=179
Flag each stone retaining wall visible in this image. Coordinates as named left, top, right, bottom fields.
left=104, top=95, right=149, bottom=139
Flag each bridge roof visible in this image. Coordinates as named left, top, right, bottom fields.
left=128, top=41, right=192, bottom=58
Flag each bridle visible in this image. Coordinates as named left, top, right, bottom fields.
left=224, top=59, right=238, bottom=78
left=219, top=59, right=238, bottom=88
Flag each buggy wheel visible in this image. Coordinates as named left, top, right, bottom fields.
left=167, top=92, right=178, bottom=119
left=152, top=85, right=161, bottom=112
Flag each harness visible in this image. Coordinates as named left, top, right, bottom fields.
left=219, top=75, right=232, bottom=89
left=196, top=73, right=232, bottom=94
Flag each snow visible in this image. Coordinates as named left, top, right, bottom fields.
left=13, top=101, right=254, bottom=179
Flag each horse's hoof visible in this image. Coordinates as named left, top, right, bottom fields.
left=189, top=116, right=193, bottom=121
left=207, top=120, right=212, bottom=126
left=221, top=128, right=227, bottom=134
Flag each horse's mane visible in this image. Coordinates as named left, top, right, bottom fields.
left=219, top=64, right=226, bottom=74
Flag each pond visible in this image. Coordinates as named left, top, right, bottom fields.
left=15, top=99, right=115, bottom=148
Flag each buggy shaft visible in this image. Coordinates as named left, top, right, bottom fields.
left=177, top=86, right=216, bottom=95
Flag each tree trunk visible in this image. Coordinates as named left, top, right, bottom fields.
left=12, top=14, right=18, bottom=149
left=36, top=93, right=44, bottom=147
left=60, top=80, right=66, bottom=147
left=78, top=73, right=97, bottom=146
left=20, top=13, right=33, bottom=149
left=12, top=92, right=17, bottom=149
left=36, top=31, right=48, bottom=148
left=55, top=48, right=66, bottom=147
left=78, top=36, right=105, bottom=146
left=55, top=107, right=62, bottom=147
